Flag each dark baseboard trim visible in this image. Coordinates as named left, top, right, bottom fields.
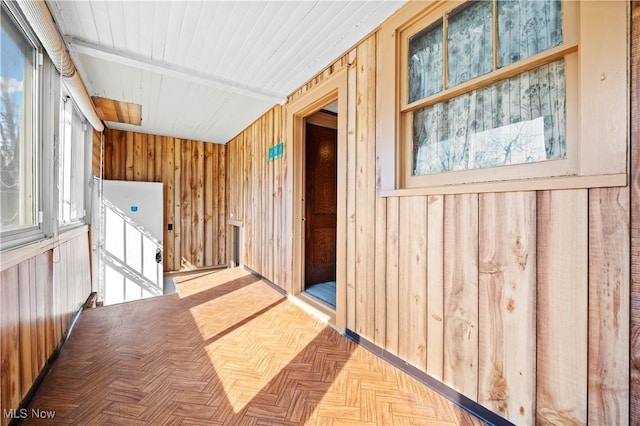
left=242, top=266, right=287, bottom=297
left=344, top=329, right=515, bottom=426
left=10, top=295, right=90, bottom=426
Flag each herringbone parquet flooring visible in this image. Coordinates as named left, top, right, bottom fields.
left=25, top=268, right=484, bottom=425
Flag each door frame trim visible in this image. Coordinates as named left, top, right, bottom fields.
left=287, top=69, right=348, bottom=333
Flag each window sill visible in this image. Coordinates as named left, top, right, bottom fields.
left=379, top=173, right=627, bottom=198
left=1, top=224, right=89, bottom=271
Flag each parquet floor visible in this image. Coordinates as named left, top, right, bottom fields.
left=25, top=268, right=483, bottom=425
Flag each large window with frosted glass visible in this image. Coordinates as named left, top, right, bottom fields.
left=403, top=0, right=570, bottom=181
left=0, top=3, right=37, bottom=234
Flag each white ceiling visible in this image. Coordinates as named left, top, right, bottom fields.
left=48, top=1, right=406, bottom=144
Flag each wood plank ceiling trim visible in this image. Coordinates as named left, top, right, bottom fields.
left=92, top=96, right=142, bottom=125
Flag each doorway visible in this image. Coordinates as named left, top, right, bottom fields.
left=303, top=108, right=338, bottom=308
left=288, top=68, right=347, bottom=332
left=92, top=178, right=165, bottom=306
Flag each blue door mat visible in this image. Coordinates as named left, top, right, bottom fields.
left=305, top=281, right=336, bottom=308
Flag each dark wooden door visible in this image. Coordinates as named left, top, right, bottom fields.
left=304, top=123, right=337, bottom=285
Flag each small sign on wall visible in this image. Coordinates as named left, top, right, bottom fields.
left=268, top=142, right=284, bottom=161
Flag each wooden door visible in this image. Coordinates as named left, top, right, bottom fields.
left=305, top=123, right=337, bottom=285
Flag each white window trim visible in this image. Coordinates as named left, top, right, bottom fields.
left=376, top=0, right=628, bottom=196
left=58, top=87, right=88, bottom=230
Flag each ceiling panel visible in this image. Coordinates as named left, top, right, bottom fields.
left=49, top=0, right=406, bottom=143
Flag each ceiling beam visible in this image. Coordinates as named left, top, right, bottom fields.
left=67, top=37, right=287, bottom=104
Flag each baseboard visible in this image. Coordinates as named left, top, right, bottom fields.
left=242, top=266, right=287, bottom=297
left=10, top=294, right=90, bottom=426
left=344, top=330, right=515, bottom=426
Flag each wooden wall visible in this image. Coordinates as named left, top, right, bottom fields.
left=226, top=26, right=633, bottom=426
left=226, top=108, right=287, bottom=288
left=631, top=2, right=640, bottom=423
left=0, top=228, right=91, bottom=425
left=97, top=129, right=227, bottom=272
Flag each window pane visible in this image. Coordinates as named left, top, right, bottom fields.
left=0, top=6, right=36, bottom=231
left=447, top=1, right=493, bottom=87
left=70, top=109, right=85, bottom=221
left=59, top=98, right=86, bottom=226
left=413, top=59, right=566, bottom=175
left=498, top=0, right=563, bottom=67
left=408, top=21, right=443, bottom=103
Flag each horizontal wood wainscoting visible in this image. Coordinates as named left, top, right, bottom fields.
left=97, top=129, right=227, bottom=272
left=225, top=26, right=632, bottom=425
left=0, top=227, right=92, bottom=426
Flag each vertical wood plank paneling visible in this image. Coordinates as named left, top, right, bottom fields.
left=1, top=232, right=91, bottom=422
left=154, top=134, right=163, bottom=182
left=41, top=251, right=55, bottom=360
left=245, top=128, right=253, bottom=269
left=266, top=111, right=274, bottom=282
left=105, top=129, right=226, bottom=271
left=125, top=131, right=134, bottom=181
left=147, top=134, right=155, bottom=181
left=204, top=143, right=214, bottom=266
left=354, top=37, right=376, bottom=340
left=248, top=126, right=257, bottom=270
left=249, top=124, right=257, bottom=271
left=630, top=4, right=640, bottom=424
left=53, top=245, right=63, bottom=342
left=257, top=121, right=263, bottom=273
left=385, top=197, right=399, bottom=355
left=398, top=196, right=427, bottom=370
left=346, top=51, right=357, bottom=331
left=18, top=261, right=34, bottom=398
left=134, top=132, right=147, bottom=181
left=213, top=144, right=221, bottom=265
left=374, top=196, right=387, bottom=346
left=1, top=267, right=20, bottom=417
left=193, top=141, right=205, bottom=267
left=258, top=117, right=265, bottom=277
left=181, top=140, right=192, bottom=268
left=244, top=130, right=252, bottom=268
left=281, top=110, right=291, bottom=291
left=259, top=119, right=265, bottom=274
left=27, top=259, right=38, bottom=389
left=165, top=137, right=175, bottom=270
left=536, top=189, right=588, bottom=425
left=113, top=130, right=126, bottom=180
left=34, top=252, right=49, bottom=372
left=273, top=107, right=283, bottom=286
left=426, top=195, right=444, bottom=381
left=478, top=192, right=536, bottom=424
left=218, top=144, right=226, bottom=265
left=443, top=194, right=479, bottom=400
left=588, top=187, right=630, bottom=425
left=174, top=138, right=182, bottom=271
left=102, top=129, right=113, bottom=177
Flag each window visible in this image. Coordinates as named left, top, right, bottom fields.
left=58, top=93, right=87, bottom=226
left=378, top=0, right=627, bottom=194
left=0, top=3, right=40, bottom=242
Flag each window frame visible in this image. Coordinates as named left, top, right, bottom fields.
left=377, top=0, right=628, bottom=196
left=0, top=1, right=44, bottom=250
left=58, top=89, right=88, bottom=229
